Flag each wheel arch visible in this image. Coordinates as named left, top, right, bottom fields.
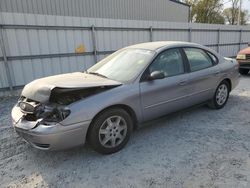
left=86, top=104, right=138, bottom=141
left=222, top=78, right=232, bottom=92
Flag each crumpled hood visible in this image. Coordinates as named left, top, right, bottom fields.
left=21, top=72, right=122, bottom=103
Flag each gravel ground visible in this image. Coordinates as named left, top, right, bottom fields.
left=1, top=76, right=250, bottom=188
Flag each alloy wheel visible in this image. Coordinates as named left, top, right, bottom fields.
left=98, top=116, right=127, bottom=148
left=216, top=84, right=228, bottom=106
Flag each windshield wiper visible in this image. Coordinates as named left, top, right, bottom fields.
left=86, top=71, right=108, bottom=78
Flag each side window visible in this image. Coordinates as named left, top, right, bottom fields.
left=184, top=48, right=213, bottom=72
left=149, top=48, right=184, bottom=77
left=207, top=51, right=218, bottom=64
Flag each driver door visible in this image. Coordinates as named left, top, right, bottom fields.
left=139, top=48, right=192, bottom=121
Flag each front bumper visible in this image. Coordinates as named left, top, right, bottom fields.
left=237, top=60, right=250, bottom=69
left=12, top=105, right=91, bottom=150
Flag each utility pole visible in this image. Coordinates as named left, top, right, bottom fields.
left=237, top=0, right=242, bottom=25
left=189, top=6, right=192, bottom=23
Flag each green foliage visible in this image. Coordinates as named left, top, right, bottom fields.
left=223, top=8, right=249, bottom=25
left=184, top=0, right=249, bottom=25
left=184, top=0, right=225, bottom=24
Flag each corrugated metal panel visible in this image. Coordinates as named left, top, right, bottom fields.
left=0, top=61, right=9, bottom=88
left=0, top=12, right=250, bottom=91
left=153, top=30, right=189, bottom=42
left=220, top=45, right=240, bottom=57
left=0, top=0, right=189, bottom=22
left=242, top=32, right=250, bottom=43
left=191, top=31, right=218, bottom=45
left=4, top=28, right=92, bottom=56
left=6, top=56, right=92, bottom=87
left=220, top=31, right=240, bottom=44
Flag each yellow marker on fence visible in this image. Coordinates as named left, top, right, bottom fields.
left=75, top=44, right=86, bottom=53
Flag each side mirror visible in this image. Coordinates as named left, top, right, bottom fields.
left=248, top=43, right=250, bottom=47
left=148, top=71, right=165, bottom=80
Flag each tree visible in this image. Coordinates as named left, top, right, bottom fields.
left=222, top=0, right=249, bottom=25
left=231, top=0, right=239, bottom=25
left=223, top=8, right=248, bottom=25
left=184, top=0, right=199, bottom=22
left=184, top=0, right=225, bottom=24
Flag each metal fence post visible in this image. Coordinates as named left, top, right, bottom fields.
left=188, top=27, right=192, bottom=42
left=149, top=26, right=153, bottom=42
left=91, top=25, right=97, bottom=63
left=0, top=26, right=13, bottom=91
left=217, top=29, right=220, bottom=53
left=239, top=29, right=242, bottom=51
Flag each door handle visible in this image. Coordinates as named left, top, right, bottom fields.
left=178, top=80, right=187, bottom=86
left=214, top=71, right=220, bottom=76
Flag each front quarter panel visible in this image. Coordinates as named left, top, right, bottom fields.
left=60, top=83, right=142, bottom=125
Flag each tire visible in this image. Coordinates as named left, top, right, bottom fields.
left=239, top=69, right=249, bottom=75
left=88, top=108, right=133, bottom=154
left=208, top=80, right=230, bottom=109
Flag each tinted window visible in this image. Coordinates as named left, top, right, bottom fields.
left=184, top=48, right=213, bottom=72
left=149, top=48, right=184, bottom=77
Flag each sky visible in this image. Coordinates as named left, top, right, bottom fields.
left=223, top=0, right=250, bottom=11
left=223, top=0, right=250, bottom=23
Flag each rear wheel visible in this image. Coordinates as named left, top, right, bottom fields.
left=208, top=80, right=230, bottom=109
left=239, top=69, right=249, bottom=75
left=88, top=108, right=133, bottom=154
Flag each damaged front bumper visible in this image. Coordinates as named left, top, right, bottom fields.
left=11, top=105, right=91, bottom=150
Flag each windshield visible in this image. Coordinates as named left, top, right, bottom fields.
left=87, top=48, right=155, bottom=83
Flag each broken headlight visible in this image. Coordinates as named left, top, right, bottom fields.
left=39, top=106, right=71, bottom=124
left=58, top=108, right=71, bottom=120
left=18, top=96, right=71, bottom=125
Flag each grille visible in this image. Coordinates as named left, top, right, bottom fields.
left=246, top=54, right=250, bottom=60
left=239, top=63, right=250, bottom=68
left=24, top=114, right=37, bottom=121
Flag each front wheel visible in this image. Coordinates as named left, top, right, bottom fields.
left=88, top=108, right=133, bottom=154
left=208, top=81, right=230, bottom=109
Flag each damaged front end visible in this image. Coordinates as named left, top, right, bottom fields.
left=49, top=86, right=115, bottom=105
left=16, top=85, right=118, bottom=126
left=17, top=96, right=71, bottom=126
left=11, top=72, right=122, bottom=150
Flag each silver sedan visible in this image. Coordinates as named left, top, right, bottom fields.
left=11, top=41, right=240, bottom=154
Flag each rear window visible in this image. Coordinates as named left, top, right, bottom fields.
left=184, top=48, right=213, bottom=72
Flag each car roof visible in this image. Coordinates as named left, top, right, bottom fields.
left=125, top=41, right=204, bottom=51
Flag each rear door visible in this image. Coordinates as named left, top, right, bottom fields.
left=182, top=47, right=221, bottom=104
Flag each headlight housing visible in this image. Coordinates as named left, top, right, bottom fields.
left=59, top=108, right=71, bottom=120
left=236, top=54, right=246, bottom=60
left=39, top=108, right=71, bottom=125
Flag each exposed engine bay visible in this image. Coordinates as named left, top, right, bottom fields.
left=18, top=86, right=116, bottom=124
left=18, top=96, right=71, bottom=124
left=49, top=86, right=113, bottom=105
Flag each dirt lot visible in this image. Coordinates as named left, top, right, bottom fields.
left=1, top=76, right=250, bottom=188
